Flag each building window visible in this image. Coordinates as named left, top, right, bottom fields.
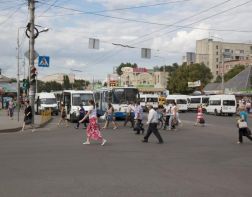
left=216, top=71, right=218, bottom=75
left=216, top=52, right=218, bottom=55
left=216, top=45, right=218, bottom=49
left=225, top=49, right=230, bottom=53
left=216, top=58, right=219, bottom=62
left=216, top=65, right=218, bottom=68
left=240, top=50, right=244, bottom=54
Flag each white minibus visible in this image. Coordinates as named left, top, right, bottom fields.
left=35, top=92, right=58, bottom=115
left=188, top=95, right=210, bottom=111
left=140, top=94, right=159, bottom=111
left=206, top=94, right=236, bottom=116
left=166, top=95, right=188, bottom=112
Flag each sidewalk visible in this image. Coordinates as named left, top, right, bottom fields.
left=0, top=109, right=52, bottom=133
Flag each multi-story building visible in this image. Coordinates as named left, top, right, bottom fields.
left=196, top=38, right=252, bottom=79
left=112, top=67, right=168, bottom=94
left=182, top=52, right=196, bottom=65
left=41, top=73, right=75, bottom=84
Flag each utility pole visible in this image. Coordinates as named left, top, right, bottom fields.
left=17, top=28, right=20, bottom=122
left=28, top=0, right=36, bottom=124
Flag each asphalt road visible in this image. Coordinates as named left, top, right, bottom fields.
left=0, top=113, right=251, bottom=197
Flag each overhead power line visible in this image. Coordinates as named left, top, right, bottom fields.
left=37, top=0, right=191, bottom=17
left=85, top=0, right=252, bottom=67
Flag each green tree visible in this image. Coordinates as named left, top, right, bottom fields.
left=37, top=80, right=62, bottom=92
left=168, top=63, right=213, bottom=94
left=72, top=79, right=90, bottom=90
left=214, top=75, right=222, bottom=83
left=63, top=75, right=71, bottom=90
left=116, top=62, right=137, bottom=75
left=224, top=64, right=245, bottom=82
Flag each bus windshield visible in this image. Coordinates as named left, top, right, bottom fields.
left=112, top=88, right=139, bottom=104
left=72, top=93, right=93, bottom=106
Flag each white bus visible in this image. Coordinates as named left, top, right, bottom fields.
left=94, top=87, right=139, bottom=119
left=62, top=90, right=94, bottom=122
left=206, top=94, right=236, bottom=116
left=188, top=95, right=210, bottom=111
left=140, top=94, right=159, bottom=111
left=166, top=95, right=188, bottom=112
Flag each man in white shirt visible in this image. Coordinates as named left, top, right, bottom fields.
left=134, top=101, right=144, bottom=134
left=142, top=105, right=164, bottom=144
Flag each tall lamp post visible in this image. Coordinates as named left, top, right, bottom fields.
left=16, top=27, right=26, bottom=122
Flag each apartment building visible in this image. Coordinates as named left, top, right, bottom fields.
left=196, top=38, right=252, bottom=78
left=182, top=52, right=196, bottom=65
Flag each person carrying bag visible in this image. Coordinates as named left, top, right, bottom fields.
left=237, top=108, right=252, bottom=144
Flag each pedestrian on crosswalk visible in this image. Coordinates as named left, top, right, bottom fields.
left=142, top=105, right=163, bottom=144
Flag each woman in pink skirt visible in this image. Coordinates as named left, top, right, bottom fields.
left=79, top=99, right=107, bottom=146
left=194, top=105, right=205, bottom=126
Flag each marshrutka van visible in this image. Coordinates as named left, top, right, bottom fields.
left=166, top=95, right=188, bottom=112
left=140, top=94, right=159, bottom=111
left=206, top=94, right=236, bottom=116
left=35, top=92, right=59, bottom=115
left=188, top=95, right=210, bottom=111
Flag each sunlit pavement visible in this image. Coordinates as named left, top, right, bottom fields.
left=0, top=113, right=251, bottom=197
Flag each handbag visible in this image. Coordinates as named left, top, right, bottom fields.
left=238, top=120, right=248, bottom=128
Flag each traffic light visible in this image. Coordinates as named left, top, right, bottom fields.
left=22, top=79, right=30, bottom=90
left=30, top=66, right=37, bottom=84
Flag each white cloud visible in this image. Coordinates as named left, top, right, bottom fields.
left=1, top=0, right=252, bottom=80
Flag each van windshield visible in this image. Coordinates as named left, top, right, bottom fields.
left=40, top=98, right=56, bottom=104
left=223, top=100, right=235, bottom=106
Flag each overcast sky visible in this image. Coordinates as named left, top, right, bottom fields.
left=1, top=0, right=252, bottom=81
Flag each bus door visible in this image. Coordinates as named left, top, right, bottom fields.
left=63, top=92, right=71, bottom=117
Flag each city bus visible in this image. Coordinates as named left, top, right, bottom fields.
left=94, top=87, right=139, bottom=119
left=62, top=90, right=94, bottom=122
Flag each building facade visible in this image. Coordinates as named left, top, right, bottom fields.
left=182, top=52, right=196, bottom=65
left=41, top=73, right=75, bottom=84
left=110, top=67, right=168, bottom=94
left=196, top=38, right=252, bottom=79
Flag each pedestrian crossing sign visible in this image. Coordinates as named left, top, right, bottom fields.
left=38, top=56, right=50, bottom=67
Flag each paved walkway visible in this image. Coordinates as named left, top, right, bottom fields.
left=0, top=109, right=51, bottom=132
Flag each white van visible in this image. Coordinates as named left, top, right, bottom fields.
left=166, top=95, right=188, bottom=112
left=206, top=94, right=236, bottom=116
left=140, top=94, right=159, bottom=111
left=62, top=90, right=94, bottom=122
left=35, top=92, right=59, bottom=115
left=188, top=95, right=210, bottom=111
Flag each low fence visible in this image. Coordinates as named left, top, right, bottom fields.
left=40, top=109, right=52, bottom=124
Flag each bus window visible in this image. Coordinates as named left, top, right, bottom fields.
left=190, top=98, right=201, bottom=103
left=202, top=97, right=209, bottom=104
left=177, top=99, right=187, bottom=104
left=223, top=100, right=235, bottom=106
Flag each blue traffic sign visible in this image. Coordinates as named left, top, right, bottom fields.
left=38, top=56, right=50, bottom=67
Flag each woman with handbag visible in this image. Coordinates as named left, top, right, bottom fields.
left=237, top=107, right=252, bottom=144
left=21, top=100, right=34, bottom=132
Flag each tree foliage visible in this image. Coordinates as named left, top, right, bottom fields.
left=214, top=65, right=246, bottom=83
left=63, top=75, right=71, bottom=90
left=168, top=63, right=213, bottom=94
left=116, top=62, right=137, bottom=75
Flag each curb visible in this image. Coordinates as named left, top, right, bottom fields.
left=0, top=117, right=53, bottom=133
